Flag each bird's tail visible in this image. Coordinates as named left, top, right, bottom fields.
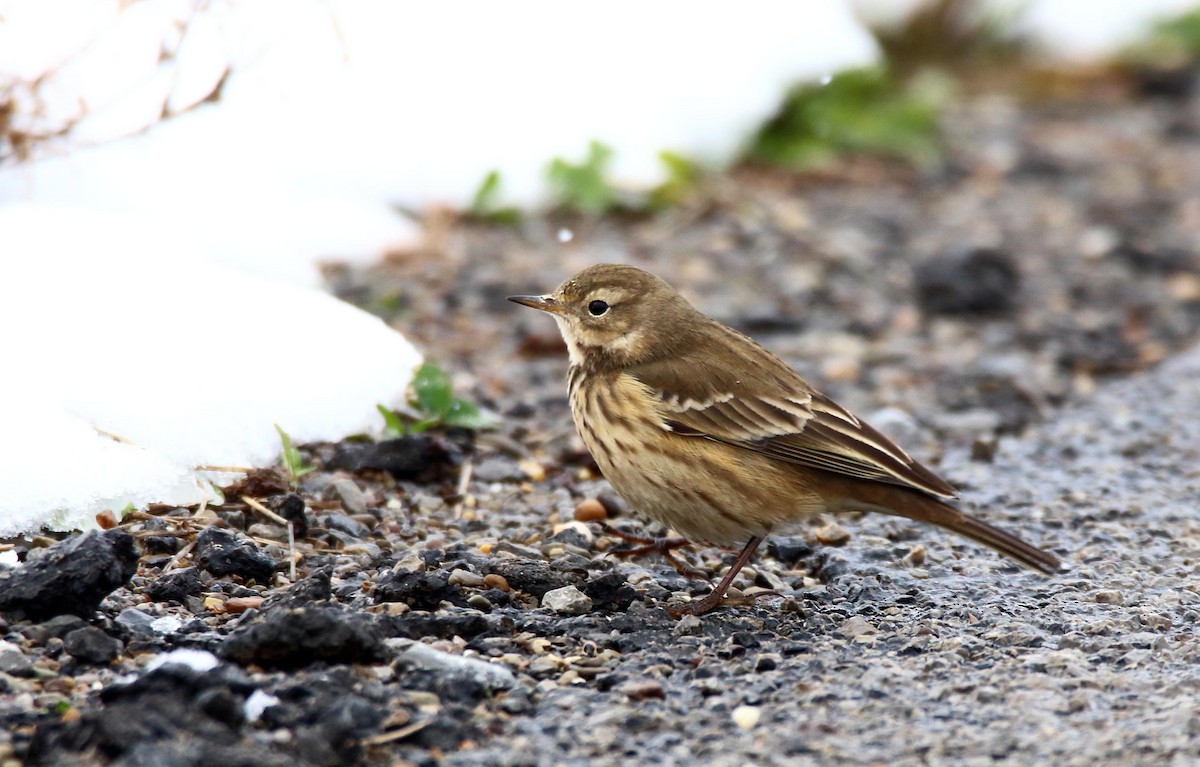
left=835, top=483, right=1063, bottom=574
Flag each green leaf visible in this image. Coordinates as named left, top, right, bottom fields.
left=275, top=424, right=315, bottom=486
left=409, top=362, right=454, bottom=418
left=442, top=397, right=497, bottom=430
left=376, top=403, right=407, bottom=438
left=648, top=150, right=701, bottom=209
left=469, top=170, right=523, bottom=225
left=747, top=67, right=942, bottom=170
left=547, top=140, right=620, bottom=215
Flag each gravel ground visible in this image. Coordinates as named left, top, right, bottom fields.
left=3, top=77, right=1200, bottom=766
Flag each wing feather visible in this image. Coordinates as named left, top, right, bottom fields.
left=628, top=325, right=956, bottom=500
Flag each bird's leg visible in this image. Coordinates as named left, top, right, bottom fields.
left=598, top=522, right=705, bottom=579
left=668, top=536, right=767, bottom=617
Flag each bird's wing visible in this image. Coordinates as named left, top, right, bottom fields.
left=626, top=339, right=957, bottom=500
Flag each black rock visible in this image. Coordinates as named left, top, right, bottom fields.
left=63, top=626, right=123, bottom=664
left=195, top=528, right=276, bottom=584
left=261, top=568, right=332, bottom=612
left=218, top=603, right=384, bottom=668
left=485, top=558, right=574, bottom=598
left=328, top=434, right=467, bottom=480
left=145, top=567, right=205, bottom=604
left=385, top=608, right=491, bottom=640
left=0, top=529, right=139, bottom=620
left=320, top=513, right=369, bottom=539
left=914, top=247, right=1019, bottom=316
left=768, top=536, right=814, bottom=568
left=581, top=572, right=638, bottom=611
left=372, top=571, right=467, bottom=610
left=273, top=493, right=310, bottom=539
left=27, top=659, right=271, bottom=767
left=21, top=615, right=88, bottom=644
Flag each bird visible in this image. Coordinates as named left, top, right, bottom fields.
left=509, top=264, right=1062, bottom=616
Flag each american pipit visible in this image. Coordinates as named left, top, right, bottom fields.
left=510, top=264, right=1061, bottom=616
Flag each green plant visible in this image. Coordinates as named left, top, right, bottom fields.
left=469, top=170, right=522, bottom=225
left=648, top=151, right=703, bottom=210
left=275, top=424, right=315, bottom=487
left=1126, top=9, right=1200, bottom=66
left=547, top=140, right=622, bottom=215
left=379, top=362, right=495, bottom=435
left=746, top=67, right=943, bottom=169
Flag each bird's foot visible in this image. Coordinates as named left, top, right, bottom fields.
left=598, top=523, right=706, bottom=579
left=666, top=589, right=778, bottom=618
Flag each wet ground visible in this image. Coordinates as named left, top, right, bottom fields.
left=3, top=76, right=1200, bottom=766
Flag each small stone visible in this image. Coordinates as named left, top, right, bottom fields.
left=1095, top=590, right=1124, bottom=605
left=906, top=544, right=927, bottom=566
left=914, top=246, right=1019, bottom=316
left=333, top=478, right=369, bottom=515
left=618, top=679, right=665, bottom=700
left=754, top=654, right=781, bottom=672
left=389, top=640, right=516, bottom=690
left=839, top=616, right=877, bottom=638
left=541, top=585, right=592, bottom=615
left=0, top=641, right=33, bottom=676
left=62, top=627, right=122, bottom=665
left=393, top=549, right=427, bottom=574
left=573, top=499, right=607, bottom=523
left=467, top=594, right=493, bottom=611
left=224, top=596, right=264, bottom=614
left=732, top=705, right=761, bottom=731
left=815, top=522, right=851, bottom=546
left=195, top=527, right=276, bottom=583
left=672, top=614, right=703, bottom=636
left=518, top=459, right=546, bottom=482
left=482, top=574, right=510, bottom=592
left=448, top=569, right=485, bottom=587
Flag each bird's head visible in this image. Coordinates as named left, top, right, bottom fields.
left=509, top=263, right=698, bottom=369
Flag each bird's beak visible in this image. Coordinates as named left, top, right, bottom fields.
left=508, top=294, right=564, bottom=314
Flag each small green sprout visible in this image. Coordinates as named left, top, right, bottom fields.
left=469, top=170, right=522, bottom=225
left=275, top=424, right=315, bottom=487
left=547, top=140, right=622, bottom=215
left=747, top=67, right=943, bottom=170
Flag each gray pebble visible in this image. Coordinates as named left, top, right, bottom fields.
left=541, top=585, right=593, bottom=615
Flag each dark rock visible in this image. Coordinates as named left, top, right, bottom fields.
left=261, top=569, right=332, bottom=612
left=23, top=615, right=88, bottom=644
left=145, top=567, right=206, bottom=604
left=320, top=513, right=369, bottom=539
left=581, top=572, right=638, bottom=611
left=767, top=537, right=813, bottom=567
left=548, top=527, right=592, bottom=550
left=140, top=535, right=180, bottom=555
left=273, top=493, right=309, bottom=539
left=219, top=603, right=384, bottom=668
left=63, top=626, right=123, bottom=664
left=0, top=529, right=139, bottom=620
left=328, top=434, right=467, bottom=481
left=195, top=528, right=276, bottom=584
left=27, top=659, right=273, bottom=767
left=914, top=247, right=1019, bottom=316
left=385, top=608, right=492, bottom=640
left=1112, top=241, right=1193, bottom=274
left=373, top=570, right=467, bottom=610
left=485, top=558, right=574, bottom=598
left=938, top=372, right=1041, bottom=434
left=114, top=607, right=157, bottom=636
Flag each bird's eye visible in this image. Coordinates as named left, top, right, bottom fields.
left=587, top=300, right=609, bottom=317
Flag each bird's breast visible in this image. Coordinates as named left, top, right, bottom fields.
left=566, top=367, right=815, bottom=545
